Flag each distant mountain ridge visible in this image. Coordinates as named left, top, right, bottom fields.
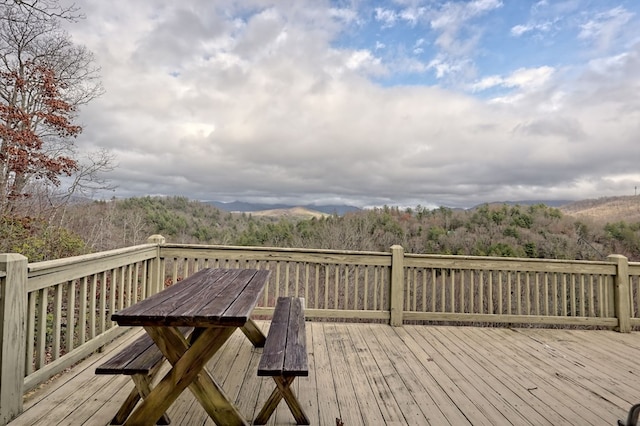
left=207, top=201, right=361, bottom=216
left=210, top=199, right=573, bottom=215
left=208, top=197, right=640, bottom=221
left=478, top=199, right=575, bottom=208
left=559, top=195, right=640, bottom=223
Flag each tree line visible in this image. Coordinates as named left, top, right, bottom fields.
left=5, top=195, right=636, bottom=263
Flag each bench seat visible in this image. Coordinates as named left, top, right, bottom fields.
left=95, top=327, right=191, bottom=425
left=255, top=296, right=309, bottom=425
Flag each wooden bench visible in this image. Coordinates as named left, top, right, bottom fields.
left=255, top=296, right=310, bottom=425
left=95, top=327, right=191, bottom=425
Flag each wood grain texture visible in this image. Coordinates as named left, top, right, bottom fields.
left=100, top=268, right=269, bottom=425
left=258, top=297, right=308, bottom=377
left=95, top=327, right=191, bottom=375
left=13, top=323, right=640, bottom=426
left=255, top=297, right=310, bottom=425
left=112, top=268, right=269, bottom=327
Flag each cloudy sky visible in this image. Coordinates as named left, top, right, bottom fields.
left=61, top=0, right=640, bottom=208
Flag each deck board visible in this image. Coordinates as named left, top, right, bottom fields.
left=10, top=323, right=640, bottom=425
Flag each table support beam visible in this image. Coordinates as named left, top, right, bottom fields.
left=123, top=326, right=246, bottom=426
left=240, top=319, right=266, bottom=347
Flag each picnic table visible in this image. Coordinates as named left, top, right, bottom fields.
left=111, top=267, right=270, bottom=426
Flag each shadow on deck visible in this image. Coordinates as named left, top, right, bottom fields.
left=11, top=321, right=640, bottom=425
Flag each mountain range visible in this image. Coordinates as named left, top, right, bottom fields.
left=208, top=199, right=574, bottom=215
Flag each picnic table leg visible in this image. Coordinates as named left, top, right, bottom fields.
left=240, top=319, right=266, bottom=347
left=169, top=327, right=249, bottom=426
left=254, top=376, right=309, bottom=425
left=123, top=326, right=247, bottom=426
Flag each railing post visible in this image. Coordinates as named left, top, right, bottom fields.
left=147, top=235, right=166, bottom=296
left=389, top=245, right=405, bottom=327
left=0, top=254, right=28, bottom=425
left=608, top=254, right=631, bottom=333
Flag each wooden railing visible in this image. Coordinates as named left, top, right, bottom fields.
left=0, top=235, right=638, bottom=424
left=22, top=242, right=164, bottom=392
left=158, top=243, right=639, bottom=329
left=159, top=243, right=393, bottom=322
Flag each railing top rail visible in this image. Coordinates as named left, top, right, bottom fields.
left=27, top=244, right=159, bottom=292
left=28, top=243, right=157, bottom=274
left=406, top=252, right=620, bottom=265
left=404, top=253, right=617, bottom=274
left=160, top=244, right=393, bottom=266
left=160, top=243, right=390, bottom=258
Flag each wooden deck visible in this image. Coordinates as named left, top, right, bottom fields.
left=10, top=322, right=640, bottom=425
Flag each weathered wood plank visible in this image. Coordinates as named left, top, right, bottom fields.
left=225, top=270, right=271, bottom=319
left=296, top=319, right=319, bottom=426
left=428, top=326, right=543, bottom=425
left=508, top=328, right=640, bottom=405
left=376, top=325, right=468, bottom=425
left=322, top=323, right=368, bottom=425
left=12, top=323, right=640, bottom=426
left=455, top=326, right=566, bottom=425
left=393, top=326, right=496, bottom=426
left=258, top=297, right=291, bottom=376
left=111, top=268, right=269, bottom=327
left=111, top=268, right=232, bottom=321
left=255, top=297, right=309, bottom=424
left=283, top=297, right=308, bottom=376
left=345, top=323, right=405, bottom=424
left=475, top=327, right=613, bottom=424
left=360, top=323, right=444, bottom=425
left=309, top=322, right=343, bottom=426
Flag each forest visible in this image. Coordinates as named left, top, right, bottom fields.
left=2, top=195, right=639, bottom=263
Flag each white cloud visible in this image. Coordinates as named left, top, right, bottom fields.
left=510, top=24, right=532, bottom=37
left=344, top=50, right=381, bottom=72
left=427, top=56, right=466, bottom=78
left=413, top=38, right=426, bottom=54
left=430, top=0, right=502, bottom=30
left=510, top=20, right=553, bottom=37
left=578, top=6, right=634, bottom=51
left=57, top=1, right=640, bottom=208
left=587, top=52, right=630, bottom=74
left=423, top=0, right=502, bottom=80
left=471, top=66, right=554, bottom=92
left=398, top=7, right=426, bottom=26
left=505, top=66, right=555, bottom=89
left=329, top=7, right=359, bottom=25
left=374, top=8, right=398, bottom=28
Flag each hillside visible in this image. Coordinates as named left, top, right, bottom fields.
left=6, top=195, right=640, bottom=262
left=250, top=207, right=329, bottom=219
left=208, top=201, right=359, bottom=215
left=560, top=195, right=640, bottom=223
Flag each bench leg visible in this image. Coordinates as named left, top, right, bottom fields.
left=110, top=374, right=171, bottom=425
left=110, top=385, right=140, bottom=425
left=254, top=376, right=310, bottom=425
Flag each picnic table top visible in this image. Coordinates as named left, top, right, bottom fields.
left=111, top=268, right=270, bottom=327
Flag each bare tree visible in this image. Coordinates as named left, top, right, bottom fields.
left=0, top=0, right=108, bottom=217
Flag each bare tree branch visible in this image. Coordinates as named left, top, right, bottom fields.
left=1, top=0, right=83, bottom=22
